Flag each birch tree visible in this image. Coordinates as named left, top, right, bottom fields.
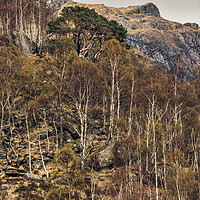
left=66, top=59, right=103, bottom=167
left=102, top=39, right=128, bottom=139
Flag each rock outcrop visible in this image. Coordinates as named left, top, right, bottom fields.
left=11, top=31, right=37, bottom=54
left=184, top=22, right=199, bottom=30
left=134, top=3, right=160, bottom=17
left=23, top=173, right=43, bottom=180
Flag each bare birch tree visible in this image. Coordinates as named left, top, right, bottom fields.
left=102, top=39, right=128, bottom=139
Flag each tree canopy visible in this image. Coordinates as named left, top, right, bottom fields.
left=47, top=6, right=127, bottom=58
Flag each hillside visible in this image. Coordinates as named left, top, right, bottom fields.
left=0, top=1, right=200, bottom=200
left=0, top=0, right=199, bottom=78
left=60, top=0, right=200, bottom=78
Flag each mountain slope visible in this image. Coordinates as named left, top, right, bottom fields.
left=60, top=1, right=200, bottom=78
left=0, top=0, right=199, bottom=77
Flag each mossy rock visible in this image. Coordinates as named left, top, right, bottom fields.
left=98, top=144, right=114, bottom=169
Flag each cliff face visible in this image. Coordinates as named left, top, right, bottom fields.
left=60, top=1, right=200, bottom=78
left=125, top=24, right=200, bottom=78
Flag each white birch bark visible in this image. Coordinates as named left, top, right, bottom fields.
left=127, top=76, right=134, bottom=137
left=25, top=112, right=32, bottom=174
left=38, top=132, right=49, bottom=178
left=103, top=94, right=107, bottom=132
left=109, top=59, right=116, bottom=138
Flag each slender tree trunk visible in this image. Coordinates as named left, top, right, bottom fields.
left=0, top=104, right=4, bottom=138
left=146, top=111, right=150, bottom=172
left=103, top=94, right=107, bottom=132
left=6, top=1, right=9, bottom=34
left=25, top=113, right=32, bottom=174
left=43, top=109, right=50, bottom=152
left=38, top=0, right=41, bottom=48
left=76, top=85, right=90, bottom=168
left=128, top=149, right=133, bottom=198
left=38, top=132, right=49, bottom=178
left=30, top=0, right=35, bottom=42
left=191, top=129, right=198, bottom=171
left=58, top=89, right=63, bottom=147
left=149, top=186, right=152, bottom=200
left=151, top=95, right=159, bottom=200
left=109, top=62, right=115, bottom=138
left=118, top=184, right=123, bottom=200
left=53, top=120, right=59, bottom=152
left=162, top=131, right=167, bottom=195
left=15, top=0, right=18, bottom=30
left=19, top=0, right=23, bottom=32
left=176, top=159, right=181, bottom=200
left=7, top=93, right=18, bottom=163
left=138, top=125, right=143, bottom=200
left=155, top=150, right=159, bottom=200
left=91, top=168, right=96, bottom=200
left=148, top=95, right=159, bottom=200
left=116, top=68, right=120, bottom=140
left=83, top=91, right=89, bottom=167
left=0, top=16, right=4, bottom=34
left=77, top=100, right=85, bottom=167
left=128, top=77, right=134, bottom=137
left=57, top=58, right=66, bottom=147
left=174, top=75, right=178, bottom=125
left=0, top=89, right=6, bottom=138
left=116, top=68, right=120, bottom=120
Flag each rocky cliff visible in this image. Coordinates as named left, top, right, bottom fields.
left=59, top=1, right=200, bottom=78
